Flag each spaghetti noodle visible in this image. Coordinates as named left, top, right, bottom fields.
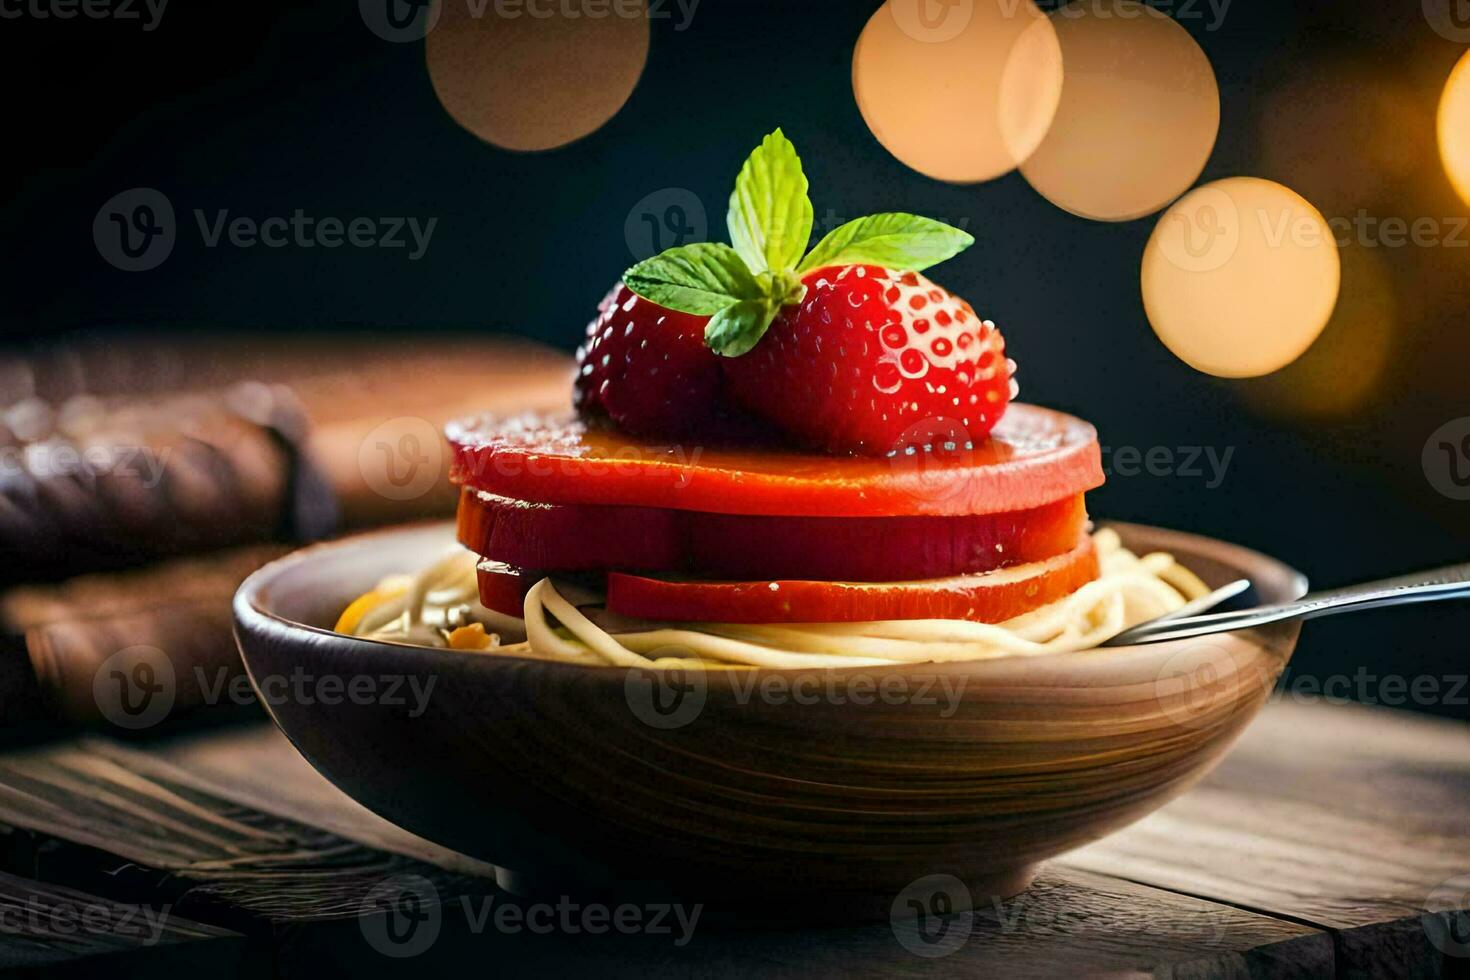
left=337, top=529, right=1209, bottom=667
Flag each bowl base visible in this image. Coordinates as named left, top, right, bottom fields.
left=492, top=862, right=1040, bottom=927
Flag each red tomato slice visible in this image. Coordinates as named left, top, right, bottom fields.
left=457, top=487, right=1087, bottom=581
left=447, top=404, right=1102, bottom=517
left=477, top=559, right=538, bottom=618
left=604, top=535, right=1098, bottom=624
left=457, top=489, right=680, bottom=572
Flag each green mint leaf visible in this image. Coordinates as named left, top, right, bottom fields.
left=704, top=296, right=780, bottom=357
left=797, top=213, right=974, bottom=274
left=623, top=242, right=766, bottom=315
left=727, top=129, right=814, bottom=277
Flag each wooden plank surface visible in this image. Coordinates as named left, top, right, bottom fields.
left=0, top=741, right=495, bottom=933
left=0, top=701, right=1463, bottom=976
left=1061, top=700, right=1470, bottom=976
left=0, top=869, right=245, bottom=977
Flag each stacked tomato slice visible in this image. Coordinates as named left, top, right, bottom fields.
left=447, top=405, right=1104, bottom=624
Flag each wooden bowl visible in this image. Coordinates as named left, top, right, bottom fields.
left=233, top=521, right=1305, bottom=918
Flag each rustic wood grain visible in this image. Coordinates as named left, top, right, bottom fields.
left=0, top=700, right=1463, bottom=975
left=134, top=727, right=1338, bottom=975
left=122, top=728, right=499, bottom=878
left=1062, top=699, right=1470, bottom=976
left=0, top=740, right=495, bottom=935
left=0, top=732, right=1332, bottom=978
left=0, top=869, right=245, bottom=977
left=275, top=865, right=1329, bottom=979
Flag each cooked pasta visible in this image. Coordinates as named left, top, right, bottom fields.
left=336, top=529, right=1210, bottom=667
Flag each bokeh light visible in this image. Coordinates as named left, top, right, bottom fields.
left=851, top=0, right=1063, bottom=184
left=1259, top=58, right=1430, bottom=216
left=1020, top=0, right=1219, bottom=222
left=1438, top=50, right=1470, bottom=207
left=1141, top=177, right=1341, bottom=378
left=1239, top=243, right=1395, bottom=418
left=426, top=1, right=649, bottom=152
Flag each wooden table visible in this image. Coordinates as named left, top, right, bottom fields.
left=0, top=700, right=1464, bottom=978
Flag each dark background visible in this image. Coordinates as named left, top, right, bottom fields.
left=2, top=0, right=1467, bottom=717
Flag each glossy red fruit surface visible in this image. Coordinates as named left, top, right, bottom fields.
left=475, top=559, right=541, bottom=618
left=447, top=404, right=1101, bottom=518
left=722, top=264, right=1015, bottom=455
left=573, top=283, right=727, bottom=438
left=456, top=487, right=1087, bottom=580
left=602, top=534, right=1098, bottom=624
left=457, top=489, right=680, bottom=572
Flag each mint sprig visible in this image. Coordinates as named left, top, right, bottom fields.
left=622, top=129, right=974, bottom=357
left=728, top=130, right=813, bottom=276
left=797, top=213, right=973, bottom=274
left=622, top=242, right=764, bottom=315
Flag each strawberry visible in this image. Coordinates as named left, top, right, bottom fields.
left=619, top=128, right=998, bottom=454
left=722, top=265, right=1015, bottom=455
left=573, top=283, right=727, bottom=438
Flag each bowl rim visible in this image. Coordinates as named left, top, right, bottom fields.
left=232, top=519, right=1309, bottom=677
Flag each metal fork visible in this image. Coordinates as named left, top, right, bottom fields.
left=1103, top=562, right=1470, bottom=647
